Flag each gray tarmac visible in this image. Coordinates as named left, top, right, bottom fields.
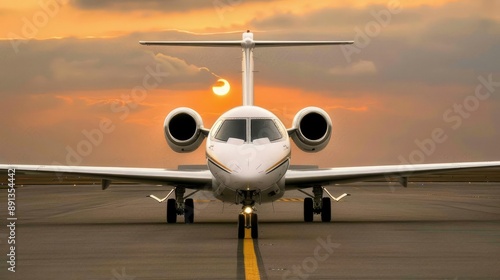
left=1, top=182, right=500, bottom=279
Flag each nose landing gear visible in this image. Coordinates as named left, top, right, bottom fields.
left=237, top=190, right=259, bottom=239
left=238, top=206, right=258, bottom=239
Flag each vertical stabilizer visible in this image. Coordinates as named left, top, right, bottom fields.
left=241, top=31, right=255, bottom=106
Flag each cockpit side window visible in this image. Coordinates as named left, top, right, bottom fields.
left=214, top=119, right=246, bottom=142
left=251, top=119, right=282, bottom=142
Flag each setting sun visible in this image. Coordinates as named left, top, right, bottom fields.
left=212, top=78, right=230, bottom=96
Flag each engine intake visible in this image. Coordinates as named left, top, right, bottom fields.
left=164, top=107, right=206, bottom=153
left=291, top=107, right=332, bottom=152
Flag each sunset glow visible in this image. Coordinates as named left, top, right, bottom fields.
left=1, top=0, right=499, bottom=169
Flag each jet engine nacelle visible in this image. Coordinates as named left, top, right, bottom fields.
left=164, top=107, right=206, bottom=153
left=290, top=107, right=332, bottom=152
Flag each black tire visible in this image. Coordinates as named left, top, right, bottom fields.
left=304, top=197, right=314, bottom=222
left=321, top=197, right=331, bottom=222
left=184, top=198, right=194, bottom=224
left=238, top=214, right=245, bottom=239
left=251, top=213, right=258, bottom=239
left=166, top=199, right=177, bottom=223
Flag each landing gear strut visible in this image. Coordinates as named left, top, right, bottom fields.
left=237, top=190, right=259, bottom=239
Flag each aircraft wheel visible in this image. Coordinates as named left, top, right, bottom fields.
left=304, top=197, right=314, bottom=222
left=238, top=214, right=245, bottom=239
left=166, top=198, right=177, bottom=223
left=321, top=197, right=331, bottom=222
left=184, top=198, right=194, bottom=224
left=251, top=213, right=258, bottom=239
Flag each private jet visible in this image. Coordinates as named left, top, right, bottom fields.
left=2, top=31, right=500, bottom=239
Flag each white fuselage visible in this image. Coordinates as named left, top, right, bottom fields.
left=140, top=31, right=352, bottom=206
left=206, top=106, right=290, bottom=204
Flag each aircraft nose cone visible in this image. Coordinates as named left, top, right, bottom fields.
left=227, top=160, right=243, bottom=174
left=228, top=158, right=264, bottom=175
left=209, top=140, right=289, bottom=190
left=220, top=157, right=268, bottom=189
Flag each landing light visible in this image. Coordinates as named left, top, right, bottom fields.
left=244, top=206, right=253, bottom=214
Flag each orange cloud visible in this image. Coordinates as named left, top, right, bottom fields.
left=44, top=83, right=373, bottom=130
left=1, top=0, right=467, bottom=40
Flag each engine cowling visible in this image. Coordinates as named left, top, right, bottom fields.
left=290, top=107, right=332, bottom=152
left=164, top=107, right=205, bottom=153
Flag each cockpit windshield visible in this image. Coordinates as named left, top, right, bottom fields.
left=251, top=119, right=282, bottom=142
left=214, top=118, right=283, bottom=143
left=215, top=119, right=246, bottom=141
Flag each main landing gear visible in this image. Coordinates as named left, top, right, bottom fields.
left=166, top=197, right=194, bottom=224
left=148, top=187, right=198, bottom=224
left=300, top=186, right=349, bottom=222
left=237, top=190, right=259, bottom=239
left=166, top=187, right=197, bottom=224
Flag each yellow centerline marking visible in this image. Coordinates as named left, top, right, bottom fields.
left=278, top=198, right=304, bottom=202
left=243, top=229, right=261, bottom=280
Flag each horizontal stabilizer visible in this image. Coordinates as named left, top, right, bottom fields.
left=139, top=40, right=353, bottom=48
left=139, top=41, right=241, bottom=47
left=255, top=41, right=353, bottom=47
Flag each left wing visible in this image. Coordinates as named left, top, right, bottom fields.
left=285, top=161, right=500, bottom=189
left=0, top=164, right=212, bottom=190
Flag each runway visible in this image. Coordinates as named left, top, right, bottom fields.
left=1, top=182, right=500, bottom=279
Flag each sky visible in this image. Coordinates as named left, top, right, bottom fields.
left=1, top=0, right=499, bottom=169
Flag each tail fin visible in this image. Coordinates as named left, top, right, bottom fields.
left=140, top=31, right=353, bottom=106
